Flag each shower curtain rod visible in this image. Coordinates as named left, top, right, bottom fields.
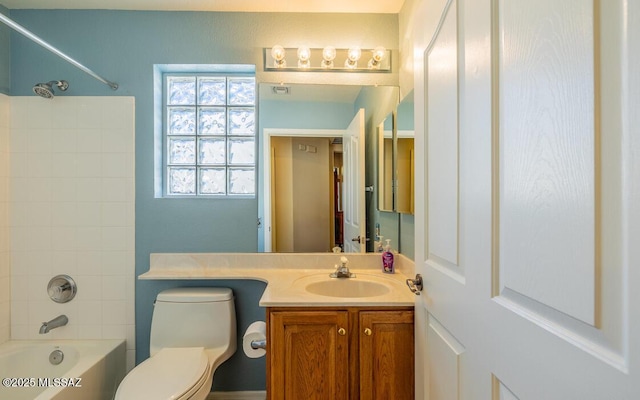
left=0, top=13, right=119, bottom=90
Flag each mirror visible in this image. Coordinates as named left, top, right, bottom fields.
left=378, top=111, right=394, bottom=212
left=259, top=83, right=399, bottom=252
left=396, top=91, right=414, bottom=214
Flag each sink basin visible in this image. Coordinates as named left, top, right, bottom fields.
left=304, top=279, right=391, bottom=298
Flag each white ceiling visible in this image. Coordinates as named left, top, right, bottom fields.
left=1, top=0, right=405, bottom=13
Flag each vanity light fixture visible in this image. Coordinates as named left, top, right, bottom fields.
left=271, top=45, right=286, bottom=68
left=264, top=46, right=391, bottom=72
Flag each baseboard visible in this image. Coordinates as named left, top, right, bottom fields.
left=207, top=391, right=267, bottom=400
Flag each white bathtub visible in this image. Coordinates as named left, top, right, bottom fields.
left=0, top=339, right=126, bottom=400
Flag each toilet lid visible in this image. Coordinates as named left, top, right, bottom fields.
left=116, top=347, right=209, bottom=400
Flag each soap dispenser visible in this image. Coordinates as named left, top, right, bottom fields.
left=382, top=239, right=395, bottom=273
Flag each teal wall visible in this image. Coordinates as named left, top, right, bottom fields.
left=6, top=8, right=400, bottom=392
left=396, top=92, right=415, bottom=258
left=0, top=7, right=9, bottom=94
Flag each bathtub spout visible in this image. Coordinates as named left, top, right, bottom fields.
left=39, top=315, right=68, bottom=334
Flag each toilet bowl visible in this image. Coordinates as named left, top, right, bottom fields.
left=115, top=288, right=237, bottom=400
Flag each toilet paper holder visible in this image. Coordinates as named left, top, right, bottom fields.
left=250, top=339, right=267, bottom=350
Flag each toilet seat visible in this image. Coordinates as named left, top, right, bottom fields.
left=115, top=347, right=210, bottom=400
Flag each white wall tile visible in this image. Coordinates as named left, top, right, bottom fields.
left=28, top=152, right=53, bottom=178
left=102, top=227, right=128, bottom=251
left=11, top=202, right=52, bottom=227
left=102, top=251, right=128, bottom=275
left=78, top=324, right=103, bottom=339
left=77, top=300, right=103, bottom=325
left=10, top=128, right=30, bottom=154
left=102, top=301, right=126, bottom=325
left=51, top=153, right=78, bottom=178
left=51, top=202, right=78, bottom=227
left=76, top=227, right=102, bottom=251
left=51, top=130, right=78, bottom=153
left=76, top=251, right=103, bottom=275
left=101, top=178, right=132, bottom=202
left=76, top=99, right=104, bottom=129
left=76, top=153, right=102, bottom=178
left=51, top=178, right=78, bottom=202
left=76, top=202, right=102, bottom=227
left=76, top=178, right=102, bottom=202
left=10, top=152, right=29, bottom=178
left=9, top=97, right=135, bottom=343
left=77, top=129, right=102, bottom=153
left=102, top=129, right=133, bottom=153
left=102, top=203, right=130, bottom=227
left=50, top=100, right=79, bottom=130
left=51, top=227, right=77, bottom=251
left=28, top=129, right=53, bottom=153
left=50, top=251, right=78, bottom=276
left=73, top=275, right=102, bottom=301
left=102, top=275, right=127, bottom=300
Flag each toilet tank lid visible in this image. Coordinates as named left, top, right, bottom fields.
left=156, top=287, right=233, bottom=303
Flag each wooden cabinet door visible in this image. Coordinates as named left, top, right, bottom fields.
left=359, top=310, right=414, bottom=400
left=268, top=310, right=349, bottom=400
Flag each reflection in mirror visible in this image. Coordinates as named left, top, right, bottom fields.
left=396, top=91, right=414, bottom=214
left=259, top=83, right=399, bottom=253
left=378, top=112, right=394, bottom=212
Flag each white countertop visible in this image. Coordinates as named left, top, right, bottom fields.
left=140, top=253, right=416, bottom=307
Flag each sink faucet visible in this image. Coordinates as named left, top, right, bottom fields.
left=39, top=315, right=68, bottom=334
left=330, top=256, right=355, bottom=278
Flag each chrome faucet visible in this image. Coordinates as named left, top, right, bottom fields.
left=330, top=256, right=355, bottom=278
left=39, top=315, right=68, bottom=334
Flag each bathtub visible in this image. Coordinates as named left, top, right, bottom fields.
left=0, top=339, right=125, bottom=400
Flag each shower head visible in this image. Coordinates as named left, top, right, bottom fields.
left=32, top=80, right=69, bottom=99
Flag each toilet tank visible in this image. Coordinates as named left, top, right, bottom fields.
left=149, top=287, right=236, bottom=356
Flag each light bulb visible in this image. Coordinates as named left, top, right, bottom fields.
left=345, top=47, right=362, bottom=69
left=297, top=46, right=311, bottom=68
left=322, top=46, right=336, bottom=68
left=368, top=46, right=386, bottom=69
left=271, top=45, right=286, bottom=68
left=347, top=47, right=362, bottom=62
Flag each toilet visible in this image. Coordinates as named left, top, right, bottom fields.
left=115, top=287, right=237, bottom=400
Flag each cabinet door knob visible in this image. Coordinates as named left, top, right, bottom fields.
left=338, top=328, right=346, bottom=336
left=364, top=328, right=372, bottom=336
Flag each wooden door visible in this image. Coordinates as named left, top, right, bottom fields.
left=342, top=109, right=366, bottom=253
left=268, top=310, right=349, bottom=400
left=413, top=0, right=640, bottom=398
left=359, top=310, right=414, bottom=400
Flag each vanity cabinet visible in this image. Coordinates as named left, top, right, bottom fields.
left=266, top=307, right=414, bottom=400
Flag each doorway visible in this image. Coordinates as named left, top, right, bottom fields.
left=262, top=128, right=344, bottom=252
left=270, top=136, right=342, bottom=252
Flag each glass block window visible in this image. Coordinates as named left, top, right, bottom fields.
left=164, top=75, right=256, bottom=196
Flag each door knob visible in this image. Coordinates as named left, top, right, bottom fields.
left=338, top=328, right=346, bottom=336
left=364, top=328, right=372, bottom=336
left=406, top=274, right=423, bottom=295
left=351, top=236, right=370, bottom=243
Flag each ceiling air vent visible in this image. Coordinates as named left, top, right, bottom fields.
left=271, top=85, right=291, bottom=95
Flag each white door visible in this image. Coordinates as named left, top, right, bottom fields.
left=413, top=0, right=640, bottom=399
left=343, top=109, right=366, bottom=253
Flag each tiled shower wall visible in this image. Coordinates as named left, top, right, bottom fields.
left=9, top=97, right=135, bottom=369
left=0, top=94, right=9, bottom=344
